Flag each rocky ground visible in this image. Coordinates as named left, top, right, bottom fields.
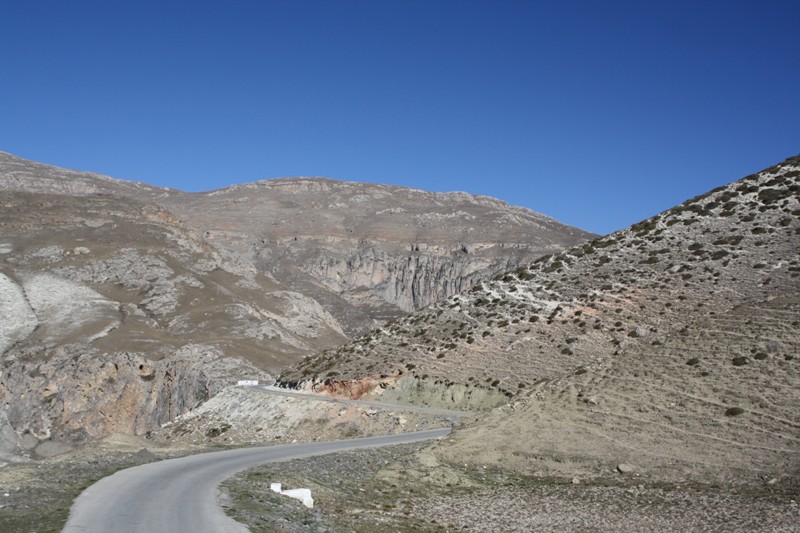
left=221, top=443, right=800, bottom=532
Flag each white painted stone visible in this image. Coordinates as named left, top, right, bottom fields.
left=281, top=488, right=314, bottom=508
left=270, top=482, right=314, bottom=508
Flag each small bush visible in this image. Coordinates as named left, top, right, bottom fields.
left=710, top=250, right=729, bottom=260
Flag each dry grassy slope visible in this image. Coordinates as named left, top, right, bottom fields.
left=283, top=155, right=800, bottom=406
left=436, top=296, right=800, bottom=483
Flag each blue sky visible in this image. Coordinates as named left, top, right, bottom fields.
left=1, top=0, right=798, bottom=235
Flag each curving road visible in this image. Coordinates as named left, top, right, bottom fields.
left=62, top=428, right=450, bottom=533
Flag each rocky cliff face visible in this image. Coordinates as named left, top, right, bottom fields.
left=157, top=176, right=594, bottom=332
left=0, top=344, right=269, bottom=447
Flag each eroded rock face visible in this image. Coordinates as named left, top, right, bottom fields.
left=300, top=244, right=513, bottom=312
left=0, top=344, right=270, bottom=448
left=0, top=273, right=37, bottom=353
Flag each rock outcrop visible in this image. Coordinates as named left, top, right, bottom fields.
left=0, top=344, right=270, bottom=448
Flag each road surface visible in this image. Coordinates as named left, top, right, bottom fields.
left=62, top=428, right=450, bottom=533
left=248, top=384, right=475, bottom=417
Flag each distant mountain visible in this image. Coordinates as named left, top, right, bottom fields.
left=282, top=155, right=800, bottom=481
left=0, top=151, right=593, bottom=336
left=0, top=151, right=592, bottom=449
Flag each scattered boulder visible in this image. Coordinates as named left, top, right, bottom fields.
left=617, top=463, right=637, bottom=474
left=629, top=326, right=648, bottom=338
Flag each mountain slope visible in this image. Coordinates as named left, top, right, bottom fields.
left=0, top=151, right=594, bottom=336
left=436, top=296, right=799, bottom=482
left=284, top=155, right=798, bottom=391
left=0, top=190, right=292, bottom=445
left=282, top=155, right=800, bottom=480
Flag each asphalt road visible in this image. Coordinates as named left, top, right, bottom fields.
left=62, top=428, right=450, bottom=533
left=249, top=384, right=475, bottom=417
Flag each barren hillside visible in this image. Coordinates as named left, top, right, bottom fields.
left=282, top=155, right=800, bottom=480
left=285, top=155, right=798, bottom=391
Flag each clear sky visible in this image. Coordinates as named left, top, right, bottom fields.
left=1, top=0, right=798, bottom=235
